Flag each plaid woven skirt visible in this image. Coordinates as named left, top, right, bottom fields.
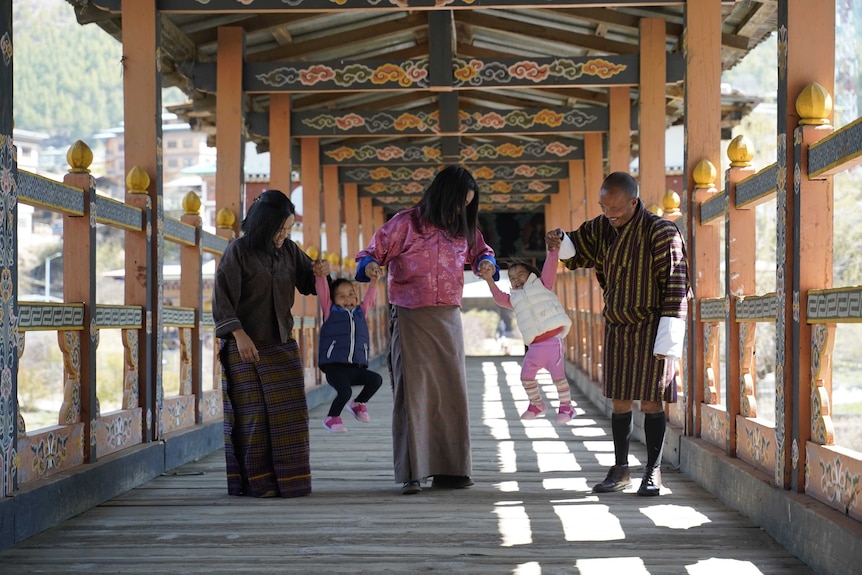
left=220, top=338, right=311, bottom=498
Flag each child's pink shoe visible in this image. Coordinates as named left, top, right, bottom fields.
left=323, top=416, right=347, bottom=432
left=346, top=402, right=371, bottom=423
left=520, top=401, right=546, bottom=420
left=556, top=403, right=575, bottom=423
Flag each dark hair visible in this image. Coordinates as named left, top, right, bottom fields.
left=601, top=172, right=639, bottom=199
left=417, top=165, right=480, bottom=250
left=329, top=278, right=353, bottom=300
left=240, top=190, right=296, bottom=253
left=506, top=258, right=542, bottom=279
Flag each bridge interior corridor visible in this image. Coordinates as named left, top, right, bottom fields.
left=0, top=357, right=813, bottom=574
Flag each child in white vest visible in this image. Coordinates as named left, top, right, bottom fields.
left=479, top=245, right=574, bottom=423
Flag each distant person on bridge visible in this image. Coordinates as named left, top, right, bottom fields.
left=213, top=190, right=317, bottom=499
left=313, top=260, right=384, bottom=433
left=547, top=172, right=691, bottom=497
left=479, top=245, right=574, bottom=424
left=356, top=165, right=500, bottom=496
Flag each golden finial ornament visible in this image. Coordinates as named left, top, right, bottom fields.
left=796, top=82, right=832, bottom=125
left=182, top=191, right=202, bottom=215
left=727, top=135, right=754, bottom=168
left=216, top=207, right=236, bottom=229
left=662, top=190, right=681, bottom=217
left=693, top=159, right=718, bottom=188
left=647, top=204, right=664, bottom=217
left=66, top=140, right=93, bottom=174
left=126, top=166, right=151, bottom=194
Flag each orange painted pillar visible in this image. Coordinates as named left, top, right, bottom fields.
left=608, top=87, right=631, bottom=174
left=215, top=27, right=245, bottom=233
left=269, top=94, right=292, bottom=194
left=684, top=0, right=722, bottom=438
left=639, top=18, right=666, bottom=210
left=779, top=0, right=835, bottom=491
left=63, top=158, right=97, bottom=461
left=584, top=133, right=603, bottom=383
left=122, top=0, right=161, bottom=444
left=343, top=183, right=360, bottom=279
left=180, top=199, right=204, bottom=424
left=322, top=165, right=341, bottom=266
left=566, top=160, right=586, bottom=364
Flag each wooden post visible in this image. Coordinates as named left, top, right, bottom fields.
left=0, top=0, right=18, bottom=496
left=724, top=152, right=757, bottom=457
left=566, top=160, right=586, bottom=364
left=323, top=165, right=341, bottom=268
left=344, top=183, right=360, bottom=279
left=122, top=0, right=162, bottom=443
left=180, top=193, right=204, bottom=424
left=584, top=133, right=603, bottom=383
left=269, top=94, right=292, bottom=194
left=777, top=0, right=835, bottom=491
left=639, top=18, right=666, bottom=210
left=684, top=0, right=722, bottom=439
left=63, top=144, right=98, bottom=461
left=608, top=87, right=631, bottom=174
left=216, top=27, right=245, bottom=235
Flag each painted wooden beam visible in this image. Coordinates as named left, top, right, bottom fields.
left=339, top=163, right=569, bottom=183
left=360, top=179, right=558, bottom=196
left=320, top=139, right=584, bottom=164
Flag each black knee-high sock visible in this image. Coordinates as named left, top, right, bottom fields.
left=643, top=411, right=667, bottom=469
left=611, top=412, right=633, bottom=466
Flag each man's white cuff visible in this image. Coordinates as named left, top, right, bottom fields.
left=654, top=316, right=686, bottom=358
left=559, top=234, right=576, bottom=259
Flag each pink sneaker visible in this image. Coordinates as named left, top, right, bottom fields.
left=556, top=403, right=575, bottom=423
left=520, top=401, right=546, bottom=420
left=346, top=402, right=371, bottom=423
left=323, top=416, right=347, bottom=432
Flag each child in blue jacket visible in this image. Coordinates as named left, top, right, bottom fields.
left=314, top=261, right=384, bottom=432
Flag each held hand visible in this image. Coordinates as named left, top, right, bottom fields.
left=546, top=228, right=563, bottom=250
left=312, top=260, right=331, bottom=277
left=367, top=265, right=385, bottom=280
left=365, top=261, right=381, bottom=279
left=477, top=259, right=495, bottom=278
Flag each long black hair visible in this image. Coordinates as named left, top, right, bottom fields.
left=416, top=165, right=480, bottom=250
left=240, top=189, right=296, bottom=253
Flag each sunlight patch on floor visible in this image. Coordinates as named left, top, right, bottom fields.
left=640, top=504, right=710, bottom=529
left=494, top=503, right=533, bottom=546
left=575, top=557, right=649, bottom=574
left=496, top=480, right=520, bottom=492
left=569, top=426, right=606, bottom=437
left=533, top=440, right=581, bottom=472
left=685, top=558, right=765, bottom=574
left=512, top=561, right=541, bottom=575
left=498, top=440, right=517, bottom=473
left=485, top=417, right=511, bottom=440
left=555, top=504, right=625, bottom=541
left=542, top=477, right=591, bottom=492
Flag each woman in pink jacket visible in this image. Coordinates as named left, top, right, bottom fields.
left=356, top=166, right=499, bottom=495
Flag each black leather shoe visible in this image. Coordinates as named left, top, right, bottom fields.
left=637, top=467, right=662, bottom=497
left=593, top=465, right=631, bottom=493
left=432, top=475, right=474, bottom=489
left=401, top=481, right=422, bottom=495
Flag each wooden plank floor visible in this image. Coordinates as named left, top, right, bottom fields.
left=1, top=356, right=814, bottom=574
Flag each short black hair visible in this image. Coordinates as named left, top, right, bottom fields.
left=601, top=172, right=639, bottom=199
left=329, top=278, right=354, bottom=300
left=506, top=258, right=542, bottom=278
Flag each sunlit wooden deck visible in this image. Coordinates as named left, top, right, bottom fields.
left=0, top=356, right=813, bottom=574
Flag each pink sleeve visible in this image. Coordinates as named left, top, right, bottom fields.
left=315, top=275, right=332, bottom=321
left=541, top=249, right=559, bottom=289
left=360, top=282, right=377, bottom=315
left=488, top=281, right=513, bottom=310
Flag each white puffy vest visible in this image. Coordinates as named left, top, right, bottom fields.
left=510, top=274, right=572, bottom=345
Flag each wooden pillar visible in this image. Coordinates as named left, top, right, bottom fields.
left=215, top=27, right=245, bottom=233
left=584, top=133, right=603, bottom=383
left=639, top=18, right=666, bottom=209
left=0, top=0, right=18, bottom=496
left=778, top=0, right=835, bottom=491
left=269, top=94, right=292, bottom=194
left=123, top=0, right=162, bottom=443
left=725, top=158, right=757, bottom=457
left=684, top=0, right=722, bottom=438
left=360, top=197, right=374, bottom=252
left=566, top=161, right=586, bottom=363
left=180, top=197, right=203, bottom=424
left=343, top=183, right=360, bottom=279
left=609, top=87, right=631, bottom=174
left=63, top=152, right=98, bottom=461
left=300, top=138, right=322, bottom=323
left=322, top=165, right=341, bottom=264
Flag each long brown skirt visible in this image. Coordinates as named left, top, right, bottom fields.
left=390, top=305, right=472, bottom=483
left=220, top=338, right=311, bottom=498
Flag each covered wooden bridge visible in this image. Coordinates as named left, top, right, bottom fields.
left=0, top=1, right=861, bottom=574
